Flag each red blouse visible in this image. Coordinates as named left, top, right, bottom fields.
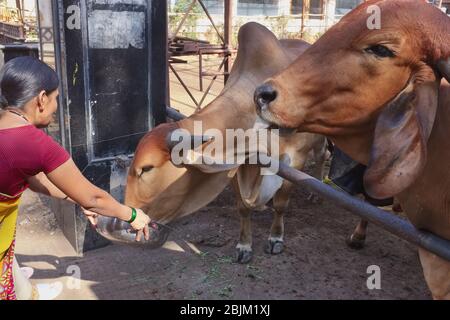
left=0, top=125, right=70, bottom=200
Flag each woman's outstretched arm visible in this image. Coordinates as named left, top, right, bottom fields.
left=45, top=159, right=131, bottom=220
left=27, top=172, right=69, bottom=200
left=29, top=158, right=150, bottom=240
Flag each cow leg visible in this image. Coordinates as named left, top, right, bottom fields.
left=232, top=179, right=253, bottom=264
left=265, top=180, right=293, bottom=255
left=264, top=152, right=307, bottom=255
left=346, top=219, right=368, bottom=249
left=235, top=199, right=253, bottom=263
left=312, top=138, right=329, bottom=180
left=418, top=248, right=450, bottom=299
left=307, top=139, right=329, bottom=203
left=347, top=194, right=399, bottom=250
left=347, top=198, right=401, bottom=250
left=392, top=197, right=403, bottom=213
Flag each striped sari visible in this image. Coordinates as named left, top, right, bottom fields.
left=0, top=193, right=22, bottom=300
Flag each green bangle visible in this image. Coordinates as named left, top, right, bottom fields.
left=127, top=207, right=137, bottom=223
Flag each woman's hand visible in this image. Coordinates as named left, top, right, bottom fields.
left=81, top=208, right=98, bottom=227
left=82, top=209, right=99, bottom=226
left=83, top=207, right=150, bottom=242
left=130, top=208, right=151, bottom=242
left=45, top=160, right=153, bottom=243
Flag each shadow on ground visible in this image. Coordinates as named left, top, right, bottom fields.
left=15, top=176, right=431, bottom=300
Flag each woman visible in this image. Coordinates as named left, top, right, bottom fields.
left=0, top=56, right=151, bottom=300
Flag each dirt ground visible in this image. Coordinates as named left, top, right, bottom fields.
left=15, top=162, right=431, bottom=300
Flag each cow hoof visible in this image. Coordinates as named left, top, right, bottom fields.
left=307, top=192, right=322, bottom=204
left=346, top=233, right=366, bottom=250
left=265, top=239, right=284, bottom=255
left=234, top=247, right=253, bottom=264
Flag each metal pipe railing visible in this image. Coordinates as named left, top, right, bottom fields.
left=275, top=160, right=450, bottom=262
left=164, top=106, right=450, bottom=261
left=166, top=106, right=187, bottom=121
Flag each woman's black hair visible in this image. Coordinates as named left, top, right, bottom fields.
left=0, top=56, right=59, bottom=109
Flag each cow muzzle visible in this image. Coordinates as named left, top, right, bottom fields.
left=254, top=83, right=296, bottom=135
left=254, top=83, right=283, bottom=127
left=94, top=215, right=170, bottom=249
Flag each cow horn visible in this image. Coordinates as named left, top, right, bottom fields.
left=165, top=130, right=214, bottom=151
left=437, top=58, right=450, bottom=83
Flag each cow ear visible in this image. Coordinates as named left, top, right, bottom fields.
left=363, top=66, right=440, bottom=199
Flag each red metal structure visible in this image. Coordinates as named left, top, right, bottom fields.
left=168, top=0, right=236, bottom=111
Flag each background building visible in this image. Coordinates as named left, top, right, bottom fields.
left=442, top=0, right=450, bottom=12
left=169, top=0, right=365, bottom=44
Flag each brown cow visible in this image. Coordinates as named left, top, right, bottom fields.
left=254, top=0, right=450, bottom=298
left=121, top=22, right=328, bottom=263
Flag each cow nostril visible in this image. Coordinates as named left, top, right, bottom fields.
left=255, top=84, right=277, bottom=110
left=259, top=91, right=277, bottom=104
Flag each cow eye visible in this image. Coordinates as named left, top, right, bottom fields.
left=365, top=45, right=395, bottom=58
left=139, top=166, right=153, bottom=176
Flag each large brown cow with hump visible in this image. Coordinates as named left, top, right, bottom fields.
left=122, top=23, right=327, bottom=263
left=254, top=0, right=450, bottom=298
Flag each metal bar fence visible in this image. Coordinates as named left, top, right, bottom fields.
left=165, top=106, right=450, bottom=261
left=275, top=161, right=450, bottom=261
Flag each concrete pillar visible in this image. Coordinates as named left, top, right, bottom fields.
left=48, top=0, right=168, bottom=254
left=36, top=0, right=56, bottom=68
left=224, top=0, right=232, bottom=45
left=278, top=0, right=291, bottom=16
left=224, top=0, right=234, bottom=83
left=231, top=0, right=238, bottom=16
left=324, top=0, right=337, bottom=28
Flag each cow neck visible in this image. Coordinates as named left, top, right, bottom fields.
left=330, top=133, right=372, bottom=165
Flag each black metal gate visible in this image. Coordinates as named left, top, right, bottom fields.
left=46, top=0, right=168, bottom=254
